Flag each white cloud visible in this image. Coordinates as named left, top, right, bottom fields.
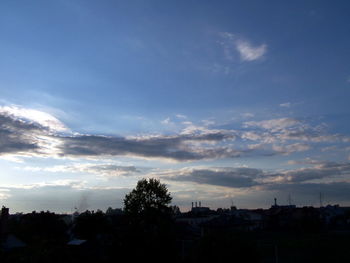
left=244, top=118, right=300, bottom=131
left=161, top=117, right=172, bottom=125
left=219, top=32, right=267, bottom=62
left=0, top=189, right=11, bottom=200
left=279, top=102, right=291, bottom=108
left=235, top=40, right=267, bottom=61
left=23, top=163, right=141, bottom=177
left=0, top=105, right=67, bottom=132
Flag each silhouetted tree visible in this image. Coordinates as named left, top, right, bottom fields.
left=122, top=178, right=176, bottom=262
left=123, top=178, right=172, bottom=221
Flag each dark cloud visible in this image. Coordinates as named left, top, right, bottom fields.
left=276, top=162, right=350, bottom=183
left=0, top=114, right=45, bottom=154
left=168, top=168, right=262, bottom=188
left=163, top=161, right=350, bottom=189
left=58, top=134, right=241, bottom=161
left=0, top=111, right=240, bottom=161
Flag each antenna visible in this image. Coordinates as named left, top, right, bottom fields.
left=287, top=194, right=292, bottom=206
left=319, top=192, right=324, bottom=207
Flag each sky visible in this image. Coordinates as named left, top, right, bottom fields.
left=1, top=0, right=350, bottom=213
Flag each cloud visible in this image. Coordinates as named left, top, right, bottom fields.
left=157, top=161, right=350, bottom=189
left=267, top=161, right=350, bottom=184
left=77, top=164, right=140, bottom=177
left=0, top=105, right=67, bottom=132
left=0, top=114, right=46, bottom=155
left=244, top=118, right=300, bottom=131
left=242, top=117, right=348, bottom=145
left=0, top=105, right=349, bottom=163
left=0, top=105, right=67, bottom=158
left=219, top=32, right=267, bottom=62
left=161, top=117, right=172, bottom=125
left=235, top=40, right=267, bottom=61
left=0, top=107, right=241, bottom=161
left=163, top=167, right=262, bottom=188
left=272, top=143, right=310, bottom=154
left=279, top=102, right=291, bottom=108
left=0, top=189, right=11, bottom=200
left=24, top=163, right=141, bottom=177
left=59, top=134, right=241, bottom=161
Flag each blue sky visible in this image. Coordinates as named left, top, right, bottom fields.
left=1, top=0, right=350, bottom=212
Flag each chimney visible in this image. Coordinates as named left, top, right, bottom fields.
left=192, top=202, right=194, bottom=209
left=0, top=206, right=9, bottom=237
left=274, top=198, right=277, bottom=206
left=199, top=201, right=201, bottom=207
left=195, top=202, right=197, bottom=208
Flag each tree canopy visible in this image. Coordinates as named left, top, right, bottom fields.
left=123, top=178, right=172, bottom=218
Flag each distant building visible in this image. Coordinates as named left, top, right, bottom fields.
left=270, top=198, right=296, bottom=209
left=191, top=201, right=211, bottom=215
left=0, top=206, right=9, bottom=237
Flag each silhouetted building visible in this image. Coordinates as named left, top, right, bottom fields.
left=270, top=198, right=296, bottom=209
left=191, top=201, right=211, bottom=215
left=0, top=206, right=9, bottom=238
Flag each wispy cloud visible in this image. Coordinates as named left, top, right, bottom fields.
left=279, top=102, right=291, bottom=108
left=235, top=40, right=267, bottom=61
left=23, top=163, right=141, bottom=177
left=219, top=32, right=267, bottom=62
left=161, top=117, right=172, bottom=125
left=244, top=118, right=300, bottom=131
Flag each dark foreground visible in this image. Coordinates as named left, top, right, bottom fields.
left=1, top=206, right=350, bottom=263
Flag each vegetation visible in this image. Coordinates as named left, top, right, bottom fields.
left=123, top=178, right=172, bottom=218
